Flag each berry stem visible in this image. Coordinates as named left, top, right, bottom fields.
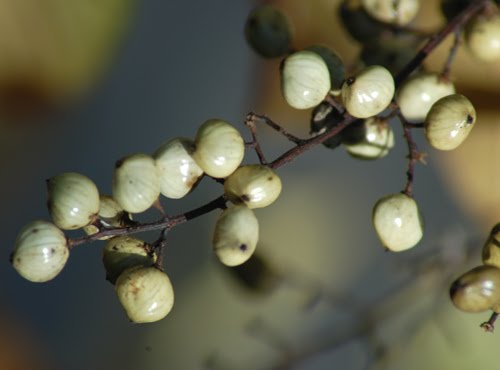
left=480, top=312, right=498, bottom=332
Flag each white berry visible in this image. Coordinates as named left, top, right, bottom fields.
left=372, top=193, right=423, bottom=252
left=83, top=195, right=131, bottom=239
left=47, top=172, right=99, bottom=230
left=154, top=137, right=204, bottom=199
left=115, top=266, right=174, bottom=323
left=396, top=72, right=455, bottom=122
left=341, top=65, right=395, bottom=119
left=343, top=117, right=394, bottom=159
left=281, top=50, right=331, bottom=109
left=213, top=205, right=259, bottom=266
left=224, top=165, right=282, bottom=209
left=425, top=94, right=476, bottom=151
left=465, top=14, right=500, bottom=63
left=11, top=220, right=69, bottom=282
left=112, top=153, right=161, bottom=213
left=192, top=119, right=245, bottom=178
left=361, top=0, right=420, bottom=26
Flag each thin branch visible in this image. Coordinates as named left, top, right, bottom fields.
left=244, top=116, right=268, bottom=165
left=399, top=113, right=424, bottom=198
left=441, top=29, right=462, bottom=79
left=246, top=113, right=304, bottom=145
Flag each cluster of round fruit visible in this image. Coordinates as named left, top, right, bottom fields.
left=450, top=224, right=500, bottom=327
left=10, top=118, right=283, bottom=323
left=245, top=3, right=478, bottom=253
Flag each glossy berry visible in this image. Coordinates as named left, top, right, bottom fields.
left=103, top=236, right=156, bottom=284
left=11, top=220, right=69, bottom=282
left=464, top=14, right=500, bottom=63
left=112, top=153, right=161, bottom=213
left=482, top=223, right=500, bottom=269
left=450, top=265, right=500, bottom=313
left=425, top=94, right=476, bottom=151
left=342, top=117, right=394, bottom=160
left=310, top=102, right=344, bottom=149
left=341, top=65, right=394, bottom=119
left=361, top=0, right=420, bottom=26
left=224, top=165, right=282, bottom=209
left=47, top=172, right=100, bottom=230
left=372, top=193, right=423, bottom=252
left=245, top=4, right=292, bottom=58
left=280, top=50, right=331, bottom=110
left=83, top=195, right=131, bottom=239
left=213, top=205, right=259, bottom=266
left=115, top=266, right=174, bottom=323
left=154, top=137, right=204, bottom=199
left=305, top=45, right=345, bottom=90
left=396, top=72, right=455, bottom=122
left=192, top=119, right=245, bottom=178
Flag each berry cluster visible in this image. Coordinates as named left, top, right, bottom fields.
left=8, top=0, right=500, bottom=332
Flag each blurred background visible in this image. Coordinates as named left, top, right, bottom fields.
left=1, top=0, right=500, bottom=369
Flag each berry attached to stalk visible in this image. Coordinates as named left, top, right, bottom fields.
left=11, top=220, right=69, bottom=282
left=372, top=193, right=423, bottom=252
left=341, top=117, right=394, bottom=160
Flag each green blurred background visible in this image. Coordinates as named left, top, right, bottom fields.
left=1, top=0, right=500, bottom=369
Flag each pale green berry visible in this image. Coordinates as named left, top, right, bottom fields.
left=280, top=50, right=331, bottom=110
left=425, top=94, right=476, bottom=151
left=342, top=117, right=394, bottom=160
left=482, top=223, right=500, bottom=269
left=305, top=45, right=345, bottom=90
left=465, top=14, right=500, bottom=63
left=450, top=265, right=500, bottom=313
left=213, top=205, right=259, bottom=266
left=396, top=72, right=455, bottom=122
left=83, top=195, right=131, bottom=239
left=103, top=236, right=156, bottom=284
left=224, top=165, right=282, bottom=209
left=11, top=220, right=68, bottom=282
left=361, top=0, right=420, bottom=26
left=245, top=5, right=292, bottom=58
left=192, top=119, right=245, bottom=178
left=115, top=266, right=174, bottom=323
left=341, top=65, right=394, bottom=119
left=47, top=172, right=99, bottom=230
left=372, top=193, right=423, bottom=252
left=154, top=137, right=204, bottom=199
left=112, top=153, right=161, bottom=213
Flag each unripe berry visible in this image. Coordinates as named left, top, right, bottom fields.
left=213, top=205, right=259, bottom=266
left=342, top=117, right=394, bottom=160
left=83, top=195, right=131, bottom=239
left=11, top=220, right=68, bottom=282
left=305, top=45, right=345, bottom=90
left=424, top=94, right=476, bottom=151
left=341, top=65, right=394, bottom=119
left=154, top=137, right=204, bottom=199
left=47, top=172, right=99, bottom=230
left=464, top=14, right=500, bottom=63
left=103, top=236, right=156, bottom=284
left=396, top=72, right=455, bottom=122
left=361, top=0, right=420, bottom=26
left=244, top=5, right=292, bottom=58
left=482, top=223, right=500, bottom=269
left=112, top=153, right=161, bottom=213
left=115, top=266, right=174, bottom=323
left=372, top=193, right=423, bottom=252
left=192, top=119, right=245, bottom=178
left=224, top=165, right=282, bottom=209
left=280, top=50, right=331, bottom=110
left=450, top=265, right=500, bottom=313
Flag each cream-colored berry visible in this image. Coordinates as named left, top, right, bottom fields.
left=11, top=220, right=69, bottom=282
left=280, top=50, right=331, bottom=110
left=372, top=193, right=423, bottom=252
left=115, top=266, right=174, bottom=323
left=341, top=65, right=394, bottom=119
left=213, top=205, right=259, bottom=266
left=482, top=223, right=500, bottom=269
left=103, top=236, right=156, bottom=284
left=112, top=153, right=161, bottom=213
left=361, top=0, right=420, bottom=26
left=154, top=137, right=204, bottom=199
left=465, top=14, right=500, bottom=63
left=343, top=117, right=394, bottom=159
left=83, top=195, right=131, bottom=239
left=47, top=172, right=99, bottom=230
left=425, top=94, right=476, bottom=151
left=396, top=72, right=455, bottom=122
left=192, top=119, right=245, bottom=178
left=224, top=165, right=282, bottom=209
